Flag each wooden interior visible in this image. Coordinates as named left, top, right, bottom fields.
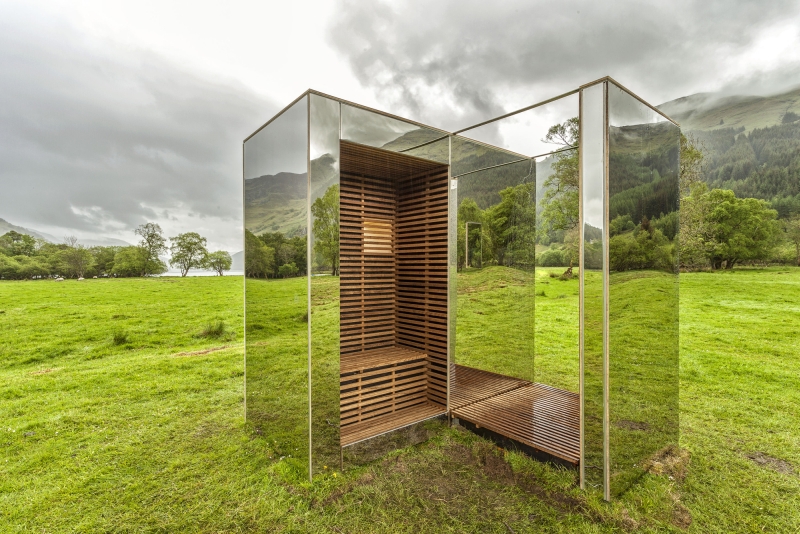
left=339, top=141, right=449, bottom=446
left=451, top=365, right=580, bottom=465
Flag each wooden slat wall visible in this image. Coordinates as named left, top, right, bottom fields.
left=339, top=141, right=450, bottom=421
left=340, top=167, right=396, bottom=355
left=396, top=169, right=449, bottom=406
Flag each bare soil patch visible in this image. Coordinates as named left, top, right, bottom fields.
left=747, top=451, right=795, bottom=475
left=173, top=345, right=232, bottom=357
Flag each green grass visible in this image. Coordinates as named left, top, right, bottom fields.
left=1, top=270, right=798, bottom=532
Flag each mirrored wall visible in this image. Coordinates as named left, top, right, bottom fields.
left=244, top=95, right=310, bottom=480
left=606, top=81, right=680, bottom=497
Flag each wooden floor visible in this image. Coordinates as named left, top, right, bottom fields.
left=340, top=402, right=445, bottom=447
left=451, top=365, right=580, bottom=465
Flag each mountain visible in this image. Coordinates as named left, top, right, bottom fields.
left=0, top=218, right=57, bottom=242
left=658, top=85, right=800, bottom=213
left=658, top=86, right=800, bottom=133
left=231, top=250, right=243, bottom=271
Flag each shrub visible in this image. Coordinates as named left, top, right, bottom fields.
left=537, top=249, right=566, bottom=267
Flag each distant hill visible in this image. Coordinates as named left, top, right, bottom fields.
left=0, top=218, right=57, bottom=242
left=658, top=86, right=800, bottom=133
left=231, top=250, right=243, bottom=271
left=658, top=85, right=800, bottom=214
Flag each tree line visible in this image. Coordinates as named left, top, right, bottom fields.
left=0, top=223, right=232, bottom=280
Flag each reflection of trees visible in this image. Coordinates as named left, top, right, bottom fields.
left=246, top=229, right=306, bottom=278
left=540, top=118, right=579, bottom=240
left=457, top=181, right=536, bottom=270
left=311, top=184, right=340, bottom=276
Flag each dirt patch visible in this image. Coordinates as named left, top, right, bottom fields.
left=672, top=502, right=692, bottom=530
left=643, top=445, right=692, bottom=481
left=746, top=451, right=795, bottom=475
left=614, top=419, right=650, bottom=431
left=30, top=368, right=59, bottom=375
left=173, top=345, right=232, bottom=357
left=473, top=443, right=515, bottom=485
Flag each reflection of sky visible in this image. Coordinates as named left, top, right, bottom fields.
left=459, top=92, right=578, bottom=158
left=581, top=83, right=605, bottom=231
left=608, top=83, right=659, bottom=127
left=244, top=96, right=307, bottom=179
left=341, top=103, right=426, bottom=147
left=310, top=94, right=340, bottom=164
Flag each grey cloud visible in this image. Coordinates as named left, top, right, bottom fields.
left=0, top=8, right=277, bottom=238
left=328, top=0, right=800, bottom=130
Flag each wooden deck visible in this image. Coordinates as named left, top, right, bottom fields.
left=451, top=365, right=580, bottom=465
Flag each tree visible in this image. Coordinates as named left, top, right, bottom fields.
left=784, top=216, right=800, bottom=266
left=278, top=262, right=299, bottom=278
left=0, top=231, right=36, bottom=256
left=679, top=133, right=705, bottom=197
left=169, top=232, right=208, bottom=277
left=706, top=189, right=781, bottom=269
left=204, top=250, right=232, bottom=276
left=540, top=117, right=579, bottom=236
left=90, top=246, right=120, bottom=277
left=245, top=230, right=275, bottom=278
left=112, top=246, right=148, bottom=277
left=311, top=185, right=340, bottom=275
left=60, top=236, right=94, bottom=278
left=135, top=223, right=168, bottom=276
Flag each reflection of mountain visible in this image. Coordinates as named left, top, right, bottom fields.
left=608, top=123, right=679, bottom=222
left=245, top=153, right=339, bottom=236
left=244, top=171, right=308, bottom=236
left=381, top=128, right=446, bottom=152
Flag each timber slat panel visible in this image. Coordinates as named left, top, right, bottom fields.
left=451, top=365, right=580, bottom=465
left=339, top=141, right=449, bottom=445
left=340, top=403, right=445, bottom=447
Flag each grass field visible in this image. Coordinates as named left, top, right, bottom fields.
left=1, top=270, right=799, bottom=532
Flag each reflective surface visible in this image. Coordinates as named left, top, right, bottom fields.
left=244, top=96, right=309, bottom=479
left=309, top=94, right=341, bottom=475
left=454, top=158, right=536, bottom=383
left=607, top=82, right=680, bottom=496
left=580, top=82, right=606, bottom=494
left=341, top=104, right=445, bottom=151
left=457, top=92, right=579, bottom=158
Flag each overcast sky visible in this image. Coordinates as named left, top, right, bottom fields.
left=1, top=0, right=799, bottom=253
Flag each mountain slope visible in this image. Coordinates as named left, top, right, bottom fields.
left=658, top=86, right=800, bottom=133
left=0, top=218, right=56, bottom=242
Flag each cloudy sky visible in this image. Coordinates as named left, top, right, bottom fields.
left=2, top=0, right=799, bottom=253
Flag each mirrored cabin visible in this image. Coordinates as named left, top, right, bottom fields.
left=243, top=77, right=681, bottom=500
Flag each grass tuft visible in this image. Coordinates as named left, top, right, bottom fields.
left=112, top=331, right=129, bottom=345
left=197, top=321, right=227, bottom=339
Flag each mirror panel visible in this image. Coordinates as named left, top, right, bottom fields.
left=580, top=82, right=607, bottom=495
left=607, top=82, right=680, bottom=496
left=341, top=104, right=445, bottom=151
left=458, top=92, right=579, bottom=158
left=309, top=94, right=341, bottom=475
left=244, top=96, right=310, bottom=480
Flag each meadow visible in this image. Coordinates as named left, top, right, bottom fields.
left=1, top=270, right=799, bottom=532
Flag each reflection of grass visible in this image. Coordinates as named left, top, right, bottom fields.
left=608, top=270, right=679, bottom=495
left=1, top=269, right=799, bottom=531
left=456, top=266, right=580, bottom=391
